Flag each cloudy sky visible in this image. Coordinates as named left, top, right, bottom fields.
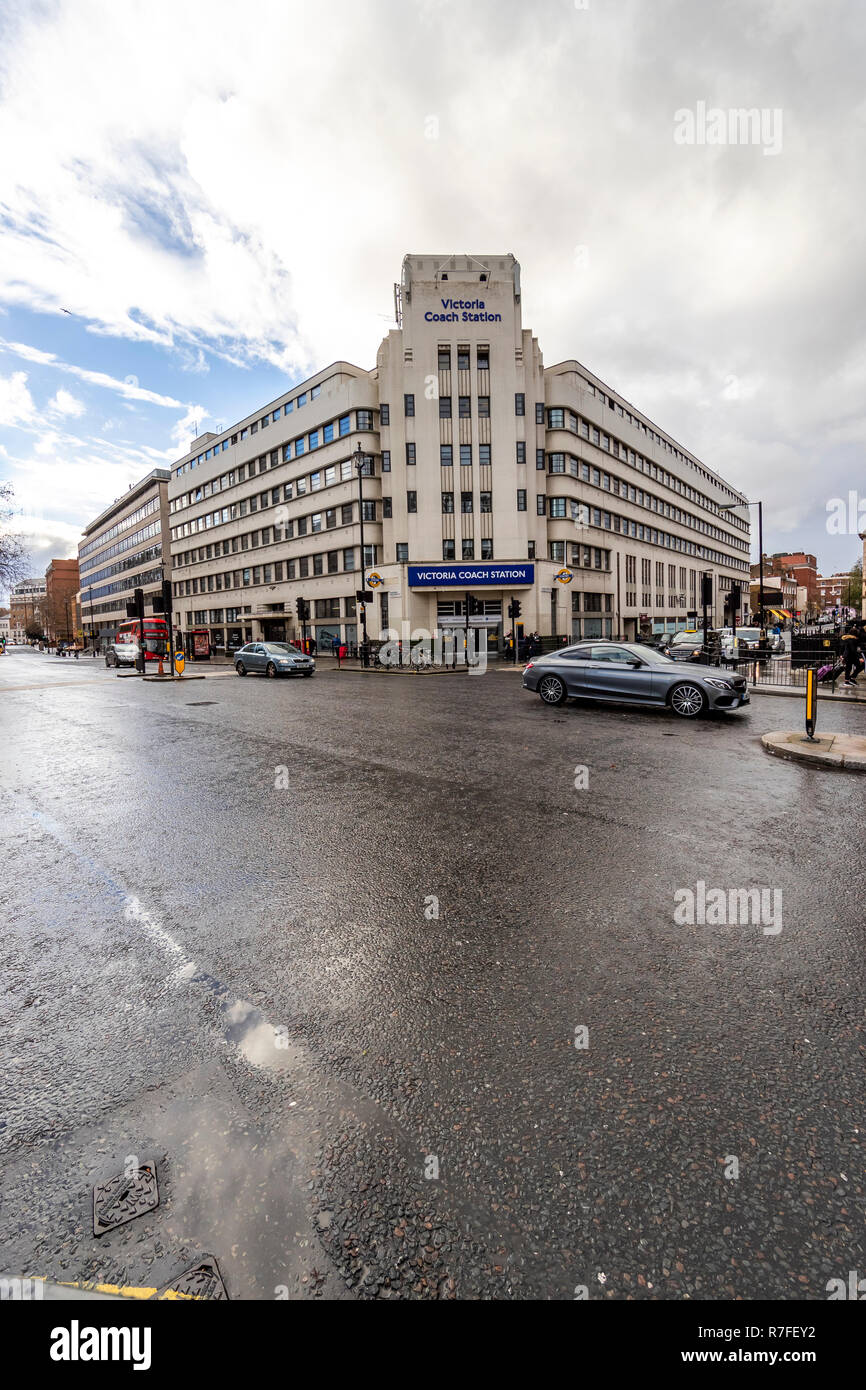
left=0, top=0, right=863, bottom=588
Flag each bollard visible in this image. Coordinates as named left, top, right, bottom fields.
left=802, top=666, right=818, bottom=742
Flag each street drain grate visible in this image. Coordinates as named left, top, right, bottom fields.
left=159, top=1255, right=228, bottom=1300
left=186, top=700, right=217, bottom=705
left=92, top=1162, right=159, bottom=1236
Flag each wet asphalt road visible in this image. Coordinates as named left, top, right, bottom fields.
left=0, top=647, right=863, bottom=1300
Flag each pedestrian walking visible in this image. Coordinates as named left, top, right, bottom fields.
left=840, top=624, right=864, bottom=686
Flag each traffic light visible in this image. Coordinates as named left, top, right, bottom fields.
left=151, top=579, right=173, bottom=615
left=296, top=597, right=310, bottom=621
left=701, top=574, right=713, bottom=605
left=725, top=584, right=741, bottom=625
left=467, top=596, right=481, bottom=616
left=512, top=599, right=522, bottom=619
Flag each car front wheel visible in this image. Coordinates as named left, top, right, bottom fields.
left=236, top=661, right=247, bottom=676
left=538, top=673, right=567, bottom=706
left=266, top=662, right=277, bottom=678
left=669, top=682, right=706, bottom=718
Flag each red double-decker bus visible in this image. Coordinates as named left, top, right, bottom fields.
left=115, top=616, right=169, bottom=663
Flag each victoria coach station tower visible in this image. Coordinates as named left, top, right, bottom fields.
left=167, top=254, right=751, bottom=654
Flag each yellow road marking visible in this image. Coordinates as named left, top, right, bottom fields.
left=32, top=1276, right=202, bottom=1300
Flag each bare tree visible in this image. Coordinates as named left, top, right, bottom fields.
left=0, top=484, right=29, bottom=592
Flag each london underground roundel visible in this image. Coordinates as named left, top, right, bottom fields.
left=554, top=568, right=574, bottom=585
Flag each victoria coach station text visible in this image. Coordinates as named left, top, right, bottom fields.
left=424, top=299, right=503, bottom=322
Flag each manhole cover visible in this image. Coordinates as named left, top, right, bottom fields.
left=93, top=1162, right=159, bottom=1236
left=159, top=1255, right=228, bottom=1300
left=186, top=701, right=217, bottom=705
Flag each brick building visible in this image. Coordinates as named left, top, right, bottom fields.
left=766, top=552, right=818, bottom=610
left=44, top=558, right=81, bottom=643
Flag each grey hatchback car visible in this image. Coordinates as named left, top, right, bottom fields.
left=235, top=642, right=315, bottom=678
left=522, top=640, right=749, bottom=717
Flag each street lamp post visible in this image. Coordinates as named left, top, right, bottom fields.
left=88, top=586, right=96, bottom=655
left=353, top=442, right=369, bottom=664
left=721, top=498, right=765, bottom=635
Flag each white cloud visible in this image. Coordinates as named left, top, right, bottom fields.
left=49, top=387, right=86, bottom=416
left=0, top=370, right=36, bottom=428
left=0, top=339, right=187, bottom=407
left=0, top=0, right=863, bottom=568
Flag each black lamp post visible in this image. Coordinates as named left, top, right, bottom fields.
left=353, top=441, right=369, bottom=663
left=721, top=498, right=764, bottom=634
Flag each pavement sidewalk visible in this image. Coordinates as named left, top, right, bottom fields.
left=762, top=729, right=866, bottom=771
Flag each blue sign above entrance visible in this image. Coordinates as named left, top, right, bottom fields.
left=408, top=563, right=535, bottom=588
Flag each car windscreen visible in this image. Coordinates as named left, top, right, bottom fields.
left=264, top=643, right=297, bottom=654
left=735, top=629, right=760, bottom=640
left=670, top=632, right=701, bottom=644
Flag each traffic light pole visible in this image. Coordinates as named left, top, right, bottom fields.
left=355, top=445, right=369, bottom=666
left=701, top=573, right=710, bottom=662
left=135, top=587, right=146, bottom=673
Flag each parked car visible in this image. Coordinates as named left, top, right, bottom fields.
left=234, top=642, right=315, bottom=678
left=666, top=629, right=708, bottom=662
left=105, top=641, right=139, bottom=668
left=522, top=640, right=750, bottom=717
left=718, top=627, right=766, bottom=660
left=640, top=633, right=677, bottom=656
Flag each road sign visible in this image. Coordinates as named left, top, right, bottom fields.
left=174, top=647, right=185, bottom=676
